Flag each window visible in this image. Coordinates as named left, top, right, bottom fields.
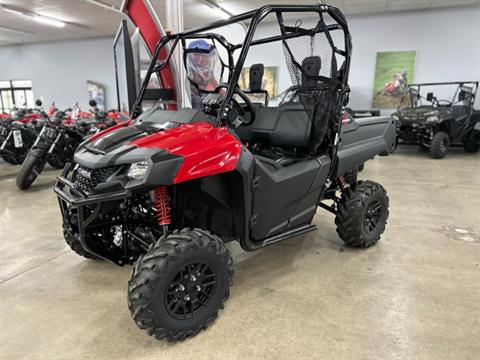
left=0, top=80, right=34, bottom=113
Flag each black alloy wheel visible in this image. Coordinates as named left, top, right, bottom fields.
left=363, top=200, right=382, bottom=234
left=165, top=262, right=217, bottom=320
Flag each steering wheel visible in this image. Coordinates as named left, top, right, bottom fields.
left=214, top=83, right=255, bottom=125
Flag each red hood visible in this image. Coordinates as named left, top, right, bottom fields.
left=130, top=122, right=242, bottom=183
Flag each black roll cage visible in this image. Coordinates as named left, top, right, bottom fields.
left=408, top=81, right=479, bottom=107
left=131, top=4, right=352, bottom=124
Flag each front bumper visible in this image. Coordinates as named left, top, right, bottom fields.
left=55, top=173, right=131, bottom=207
left=397, top=124, right=433, bottom=145
left=54, top=163, right=132, bottom=265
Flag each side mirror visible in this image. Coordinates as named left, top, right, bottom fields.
left=458, top=91, right=466, bottom=102
left=35, top=99, right=42, bottom=107
left=426, top=92, right=434, bottom=102
left=89, top=99, right=97, bottom=107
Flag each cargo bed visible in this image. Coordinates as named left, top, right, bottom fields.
left=336, top=116, right=397, bottom=176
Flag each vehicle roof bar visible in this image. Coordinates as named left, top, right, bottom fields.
left=409, top=81, right=479, bottom=86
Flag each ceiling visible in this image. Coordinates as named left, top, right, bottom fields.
left=0, top=0, right=479, bottom=45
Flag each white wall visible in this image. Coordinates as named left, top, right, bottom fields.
left=0, top=37, right=116, bottom=111
left=244, top=6, right=480, bottom=110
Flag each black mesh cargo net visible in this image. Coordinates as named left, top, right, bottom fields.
left=277, top=13, right=345, bottom=154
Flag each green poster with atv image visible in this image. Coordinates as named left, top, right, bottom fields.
left=372, top=50, right=416, bottom=109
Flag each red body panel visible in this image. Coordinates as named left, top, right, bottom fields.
left=107, top=111, right=129, bottom=122
left=48, top=106, right=57, bottom=115
left=15, top=113, right=42, bottom=124
left=62, top=118, right=76, bottom=125
left=125, top=0, right=177, bottom=110
left=78, top=111, right=93, bottom=118
left=130, top=122, right=242, bottom=183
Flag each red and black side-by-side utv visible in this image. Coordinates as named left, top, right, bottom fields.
left=54, top=4, right=396, bottom=341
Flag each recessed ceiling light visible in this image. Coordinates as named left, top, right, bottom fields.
left=1, top=6, right=25, bottom=17
left=33, top=15, right=66, bottom=28
left=0, top=4, right=67, bottom=28
left=199, top=0, right=233, bottom=19
left=84, top=0, right=121, bottom=13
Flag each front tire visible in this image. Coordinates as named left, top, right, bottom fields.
left=1, top=153, right=17, bottom=165
left=335, top=180, right=389, bottom=248
left=128, top=228, right=234, bottom=341
left=63, top=225, right=98, bottom=260
left=16, top=150, right=46, bottom=190
left=430, top=131, right=449, bottom=159
left=48, top=154, right=67, bottom=169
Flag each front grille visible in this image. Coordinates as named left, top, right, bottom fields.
left=74, top=165, right=119, bottom=192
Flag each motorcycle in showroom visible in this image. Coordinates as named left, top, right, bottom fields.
left=15, top=109, right=84, bottom=189
left=16, top=104, right=123, bottom=189
left=0, top=100, right=51, bottom=165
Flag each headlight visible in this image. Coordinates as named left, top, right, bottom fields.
left=44, top=127, right=57, bottom=139
left=426, top=116, right=438, bottom=124
left=127, top=161, right=149, bottom=179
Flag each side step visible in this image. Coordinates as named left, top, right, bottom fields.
left=249, top=224, right=317, bottom=250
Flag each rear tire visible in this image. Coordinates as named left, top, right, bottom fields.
left=335, top=180, right=389, bottom=248
left=128, top=228, right=234, bottom=341
left=463, top=139, right=479, bottom=153
left=430, top=131, right=449, bottom=159
left=16, top=150, right=46, bottom=190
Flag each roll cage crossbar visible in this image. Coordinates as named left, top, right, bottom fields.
left=132, top=4, right=352, bottom=123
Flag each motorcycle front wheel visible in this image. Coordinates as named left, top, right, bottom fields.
left=16, top=149, right=47, bottom=190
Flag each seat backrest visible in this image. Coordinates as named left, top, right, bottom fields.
left=244, top=63, right=269, bottom=106
left=236, top=58, right=323, bottom=148
left=238, top=102, right=310, bottom=148
left=301, top=56, right=322, bottom=87
left=249, top=64, right=264, bottom=91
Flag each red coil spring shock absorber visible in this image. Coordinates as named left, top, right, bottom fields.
left=154, top=186, right=171, bottom=226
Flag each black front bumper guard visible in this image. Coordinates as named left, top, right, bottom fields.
left=54, top=164, right=132, bottom=265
